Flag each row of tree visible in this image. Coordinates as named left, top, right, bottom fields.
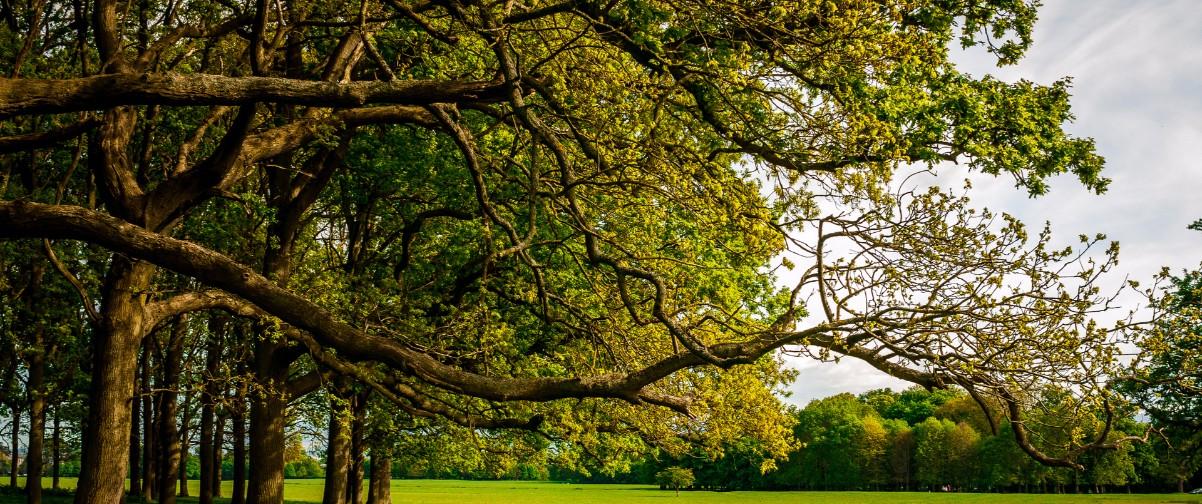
left=410, top=384, right=1200, bottom=495
left=749, top=387, right=1198, bottom=494
left=0, top=0, right=1197, bottom=503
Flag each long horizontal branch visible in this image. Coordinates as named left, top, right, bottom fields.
left=0, top=73, right=509, bottom=119
left=0, top=118, right=99, bottom=153
left=0, top=200, right=794, bottom=411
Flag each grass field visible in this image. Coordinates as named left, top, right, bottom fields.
left=3, top=478, right=1201, bottom=503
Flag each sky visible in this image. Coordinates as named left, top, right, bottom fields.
left=781, top=0, right=1202, bottom=407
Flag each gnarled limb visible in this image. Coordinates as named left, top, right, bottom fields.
left=0, top=73, right=510, bottom=119
left=142, top=290, right=260, bottom=336
left=0, top=200, right=793, bottom=412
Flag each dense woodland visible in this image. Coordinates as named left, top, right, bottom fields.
left=0, top=0, right=1200, bottom=503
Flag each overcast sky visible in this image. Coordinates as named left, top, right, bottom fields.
left=782, top=0, right=1202, bottom=407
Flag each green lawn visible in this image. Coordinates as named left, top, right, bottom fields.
left=3, top=478, right=1201, bottom=504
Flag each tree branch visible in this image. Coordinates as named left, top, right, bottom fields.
left=41, top=239, right=100, bottom=323
left=142, top=289, right=261, bottom=336
left=0, top=73, right=509, bottom=119
left=0, top=118, right=100, bottom=154
left=0, top=200, right=796, bottom=412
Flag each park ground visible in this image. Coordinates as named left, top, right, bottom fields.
left=3, top=479, right=1202, bottom=504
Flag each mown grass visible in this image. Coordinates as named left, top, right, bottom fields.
left=3, top=478, right=1201, bottom=503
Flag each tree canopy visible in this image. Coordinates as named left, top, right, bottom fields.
left=0, top=0, right=1140, bottom=502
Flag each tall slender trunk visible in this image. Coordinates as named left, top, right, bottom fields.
left=347, top=395, right=366, bottom=504
left=73, top=259, right=154, bottom=504
left=157, top=317, right=187, bottom=504
left=247, top=338, right=289, bottom=504
left=322, top=397, right=351, bottom=504
left=246, top=138, right=334, bottom=504
left=366, top=455, right=391, bottom=504
left=232, top=406, right=246, bottom=504
left=199, top=322, right=221, bottom=504
left=51, top=409, right=60, bottom=491
left=213, top=414, right=224, bottom=497
left=141, top=338, right=158, bottom=502
left=25, top=327, right=46, bottom=504
left=179, top=391, right=192, bottom=497
left=129, top=357, right=142, bottom=498
left=9, top=404, right=18, bottom=488
left=199, top=397, right=214, bottom=504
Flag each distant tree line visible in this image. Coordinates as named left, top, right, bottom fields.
left=539, top=386, right=1201, bottom=494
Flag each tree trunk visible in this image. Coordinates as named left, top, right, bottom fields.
left=129, top=359, right=142, bottom=498
left=142, top=339, right=158, bottom=502
left=157, top=317, right=187, bottom=504
left=232, top=407, right=246, bottom=504
left=73, top=259, right=154, bottom=504
left=347, top=395, right=366, bottom=504
left=51, top=410, right=60, bottom=490
left=247, top=338, right=289, bottom=504
left=179, top=391, right=192, bottom=497
left=366, top=456, right=391, bottom=504
left=199, top=320, right=222, bottom=504
left=213, top=414, right=224, bottom=497
left=199, top=395, right=214, bottom=504
left=9, top=404, right=18, bottom=488
left=25, top=327, right=46, bottom=504
left=322, top=397, right=351, bottom=504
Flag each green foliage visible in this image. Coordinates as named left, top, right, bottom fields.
left=283, top=457, right=325, bottom=479
left=1120, top=223, right=1202, bottom=490
left=879, top=387, right=958, bottom=426
left=0, top=0, right=1149, bottom=494
left=654, top=466, right=695, bottom=493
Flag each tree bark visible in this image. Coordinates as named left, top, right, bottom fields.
left=157, top=317, right=187, bottom=504
left=247, top=337, right=289, bottom=504
left=142, top=338, right=158, bottom=502
left=179, top=391, right=192, bottom=497
left=199, top=397, right=214, bottom=503
left=25, top=327, right=45, bottom=504
left=8, top=404, right=18, bottom=488
left=322, top=396, right=351, bottom=504
left=199, top=318, right=222, bottom=504
left=51, top=410, right=59, bottom=490
left=129, top=358, right=142, bottom=497
left=213, top=413, right=224, bottom=497
left=232, top=405, right=247, bottom=504
left=0, top=73, right=506, bottom=118
left=347, top=394, right=366, bottom=504
left=366, top=455, right=391, bottom=504
left=72, top=259, right=154, bottom=504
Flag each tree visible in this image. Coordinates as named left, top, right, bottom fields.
left=0, top=1, right=1127, bottom=501
left=1122, top=239, right=1202, bottom=492
left=793, top=394, right=874, bottom=489
left=883, top=419, right=915, bottom=491
left=655, top=467, right=695, bottom=495
left=913, top=417, right=953, bottom=490
left=975, top=423, right=1030, bottom=491
left=945, top=422, right=981, bottom=489
left=883, top=387, right=958, bottom=427
left=856, top=415, right=890, bottom=488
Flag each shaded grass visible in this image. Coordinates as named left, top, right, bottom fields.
left=3, top=478, right=1201, bottom=504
